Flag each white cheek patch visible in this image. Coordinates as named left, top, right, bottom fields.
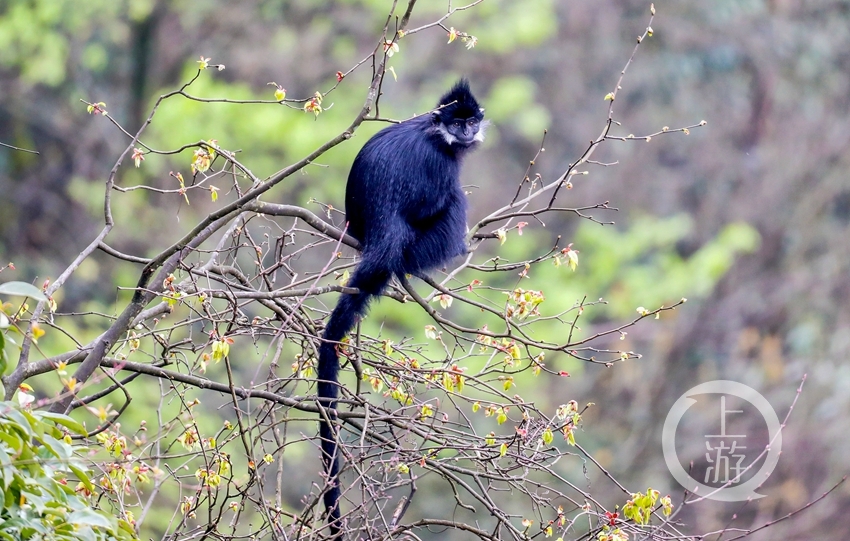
left=437, top=123, right=457, bottom=145
left=474, top=119, right=491, bottom=142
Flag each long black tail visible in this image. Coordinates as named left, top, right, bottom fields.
left=318, top=254, right=391, bottom=538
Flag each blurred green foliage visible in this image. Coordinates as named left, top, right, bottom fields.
left=571, top=216, right=760, bottom=317
left=0, top=0, right=129, bottom=87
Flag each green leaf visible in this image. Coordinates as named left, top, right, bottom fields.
left=67, top=507, right=113, bottom=529
left=68, top=464, right=94, bottom=494
left=21, top=409, right=45, bottom=437
left=0, top=446, right=13, bottom=491
left=0, top=332, right=6, bottom=376
left=117, top=518, right=137, bottom=538
left=0, top=429, right=23, bottom=454
left=38, top=412, right=86, bottom=436
left=0, top=282, right=47, bottom=302
left=36, top=433, right=72, bottom=462
left=2, top=408, right=33, bottom=437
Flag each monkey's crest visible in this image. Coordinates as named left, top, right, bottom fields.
left=436, top=78, right=482, bottom=119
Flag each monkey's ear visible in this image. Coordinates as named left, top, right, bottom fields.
left=431, top=111, right=442, bottom=124
left=479, top=107, right=485, bottom=114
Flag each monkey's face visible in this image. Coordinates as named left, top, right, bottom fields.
left=435, top=113, right=486, bottom=147
left=446, top=117, right=482, bottom=145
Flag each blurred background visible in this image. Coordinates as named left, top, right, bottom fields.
left=1, top=0, right=849, bottom=538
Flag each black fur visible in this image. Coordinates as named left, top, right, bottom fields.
left=317, top=79, right=485, bottom=538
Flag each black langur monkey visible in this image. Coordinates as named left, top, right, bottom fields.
left=317, top=79, right=485, bottom=537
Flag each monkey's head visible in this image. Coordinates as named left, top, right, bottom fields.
left=432, top=79, right=487, bottom=148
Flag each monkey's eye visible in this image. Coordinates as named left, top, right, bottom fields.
left=467, top=118, right=480, bottom=129
left=451, top=120, right=463, bottom=129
